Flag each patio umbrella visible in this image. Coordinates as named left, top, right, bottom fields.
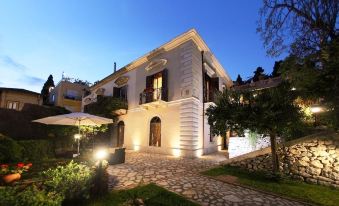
left=33, top=112, right=113, bottom=155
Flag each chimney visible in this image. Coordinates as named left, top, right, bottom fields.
left=114, top=62, right=117, bottom=73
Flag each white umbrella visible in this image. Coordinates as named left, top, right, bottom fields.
left=33, top=112, right=113, bottom=155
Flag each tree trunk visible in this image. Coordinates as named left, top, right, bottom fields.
left=269, top=132, right=279, bottom=174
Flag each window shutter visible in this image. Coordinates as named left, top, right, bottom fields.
left=161, top=69, right=168, bottom=101
left=210, top=77, right=219, bottom=102
left=146, top=75, right=153, bottom=89
left=211, top=77, right=219, bottom=91
left=113, top=87, right=120, bottom=98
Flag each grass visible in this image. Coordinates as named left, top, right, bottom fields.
left=202, top=165, right=339, bottom=206
left=87, top=183, right=199, bottom=206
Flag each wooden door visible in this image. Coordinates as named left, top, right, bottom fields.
left=149, top=117, right=161, bottom=147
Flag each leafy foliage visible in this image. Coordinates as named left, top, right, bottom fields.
left=42, top=161, right=93, bottom=201
left=206, top=82, right=305, bottom=173
left=280, top=37, right=339, bottom=129
left=85, top=96, right=127, bottom=119
left=0, top=185, right=63, bottom=206
left=18, top=140, right=55, bottom=162
left=257, top=0, right=339, bottom=57
left=252, top=66, right=267, bottom=82
left=0, top=134, right=23, bottom=163
left=235, top=74, right=244, bottom=85
left=41, top=75, right=55, bottom=105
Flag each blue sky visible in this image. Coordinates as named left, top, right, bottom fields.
left=0, top=0, right=286, bottom=92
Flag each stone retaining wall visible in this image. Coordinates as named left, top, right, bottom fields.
left=222, top=132, right=339, bottom=188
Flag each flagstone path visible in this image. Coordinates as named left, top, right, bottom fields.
left=107, top=151, right=305, bottom=206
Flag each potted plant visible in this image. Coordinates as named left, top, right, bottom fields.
left=0, top=163, right=32, bottom=184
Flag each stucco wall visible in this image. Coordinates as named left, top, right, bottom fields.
left=0, top=90, right=41, bottom=110
left=223, top=132, right=339, bottom=188
left=84, top=37, right=232, bottom=157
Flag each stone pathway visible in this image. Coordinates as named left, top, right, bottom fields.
left=107, top=151, right=305, bottom=206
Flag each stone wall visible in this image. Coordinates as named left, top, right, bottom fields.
left=228, top=136, right=280, bottom=158
left=222, top=132, right=339, bottom=188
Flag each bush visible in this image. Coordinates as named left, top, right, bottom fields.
left=0, top=134, right=23, bottom=163
left=0, top=185, right=63, bottom=206
left=18, top=140, right=55, bottom=162
left=42, top=161, right=93, bottom=202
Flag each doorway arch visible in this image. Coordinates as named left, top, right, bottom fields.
left=149, top=116, right=161, bottom=147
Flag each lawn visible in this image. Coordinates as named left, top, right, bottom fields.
left=87, top=183, right=199, bottom=206
left=202, top=165, right=339, bottom=206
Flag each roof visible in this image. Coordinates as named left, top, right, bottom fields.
left=232, top=77, right=282, bottom=91
left=91, top=28, right=232, bottom=90
left=0, top=87, right=41, bottom=96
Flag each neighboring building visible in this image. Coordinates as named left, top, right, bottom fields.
left=232, top=76, right=282, bottom=91
left=83, top=29, right=233, bottom=157
left=0, top=87, right=42, bottom=111
left=49, top=79, right=88, bottom=112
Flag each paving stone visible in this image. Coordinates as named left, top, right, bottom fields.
left=107, top=151, right=305, bottom=206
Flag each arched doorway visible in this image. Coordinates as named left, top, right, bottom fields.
left=117, top=121, right=125, bottom=147
left=149, top=117, right=161, bottom=147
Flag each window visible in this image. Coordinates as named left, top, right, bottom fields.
left=149, top=117, right=161, bottom=147
left=153, top=73, right=162, bottom=100
left=143, top=69, right=168, bottom=104
left=7, top=101, right=19, bottom=110
left=113, top=85, right=128, bottom=100
left=65, top=90, right=80, bottom=100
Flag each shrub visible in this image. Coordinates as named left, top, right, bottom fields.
left=42, top=161, right=93, bottom=202
left=18, top=140, right=55, bottom=162
left=0, top=134, right=23, bottom=163
left=0, top=185, right=63, bottom=206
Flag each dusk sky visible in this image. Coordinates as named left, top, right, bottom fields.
left=0, top=0, right=287, bottom=92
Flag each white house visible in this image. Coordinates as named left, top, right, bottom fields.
left=83, top=29, right=233, bottom=157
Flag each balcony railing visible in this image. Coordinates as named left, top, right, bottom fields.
left=139, top=88, right=167, bottom=105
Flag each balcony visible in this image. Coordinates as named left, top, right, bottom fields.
left=139, top=88, right=168, bottom=109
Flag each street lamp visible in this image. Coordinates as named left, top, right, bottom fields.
left=74, top=134, right=81, bottom=156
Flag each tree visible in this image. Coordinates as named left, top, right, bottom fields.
left=257, top=0, right=339, bottom=57
left=253, top=67, right=266, bottom=82
left=235, top=74, right=244, bottom=85
left=271, top=60, right=283, bottom=77
left=41, top=75, right=55, bottom=105
left=206, top=82, right=304, bottom=174
left=73, top=79, right=91, bottom=87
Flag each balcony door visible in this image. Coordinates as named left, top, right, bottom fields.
left=149, top=117, right=161, bottom=147
left=153, top=73, right=162, bottom=101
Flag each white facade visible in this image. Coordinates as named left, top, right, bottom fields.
left=83, top=29, right=233, bottom=157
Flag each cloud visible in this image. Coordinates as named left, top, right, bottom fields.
left=0, top=81, right=3, bottom=85
left=18, top=75, right=45, bottom=85
left=0, top=55, right=27, bottom=71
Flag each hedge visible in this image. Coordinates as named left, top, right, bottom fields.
left=0, top=134, right=55, bottom=163
left=18, top=139, right=55, bottom=162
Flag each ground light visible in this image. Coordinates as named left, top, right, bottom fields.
left=310, top=105, right=324, bottom=126
left=93, top=148, right=109, bottom=195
